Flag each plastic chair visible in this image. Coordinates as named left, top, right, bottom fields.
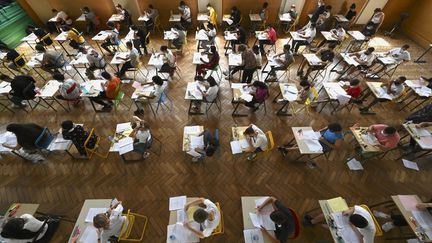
left=118, top=209, right=148, bottom=242
left=264, top=131, right=275, bottom=152
left=84, top=128, right=111, bottom=159
left=153, top=15, right=162, bottom=32
left=13, top=53, right=29, bottom=73
left=288, top=208, right=301, bottom=239
left=34, top=128, right=55, bottom=156
left=125, top=62, right=148, bottom=80
left=294, top=87, right=319, bottom=115
left=39, top=33, right=54, bottom=47
left=360, top=204, right=383, bottom=236
left=211, top=202, right=224, bottom=236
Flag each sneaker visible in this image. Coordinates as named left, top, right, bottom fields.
left=381, top=222, right=395, bottom=232
left=143, top=152, right=150, bottom=159
left=306, top=161, right=317, bottom=169
left=247, top=153, right=257, bottom=161
left=373, top=210, right=390, bottom=219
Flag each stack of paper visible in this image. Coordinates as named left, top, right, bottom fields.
left=327, top=197, right=348, bottom=212
left=243, top=229, right=264, bottom=243
left=412, top=127, right=431, bottom=137
left=117, top=137, right=134, bottom=155
left=362, top=133, right=378, bottom=145
left=169, top=196, right=187, bottom=211
left=418, top=136, right=432, bottom=149
left=418, top=86, right=432, bottom=97
left=377, top=87, right=393, bottom=100
left=249, top=212, right=276, bottom=230
left=240, top=93, right=253, bottom=102
left=230, top=141, right=242, bottom=154
left=116, top=122, right=132, bottom=133
left=184, top=126, right=201, bottom=135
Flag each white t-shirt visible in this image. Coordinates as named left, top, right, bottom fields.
left=205, top=85, right=218, bottom=102
left=202, top=199, right=221, bottom=237
left=388, top=48, right=411, bottom=62
left=4, top=214, right=48, bottom=243
left=136, top=129, right=151, bottom=143
left=333, top=28, right=346, bottom=41
left=390, top=83, right=405, bottom=96
left=371, top=12, right=383, bottom=24
left=129, top=48, right=139, bottom=67
left=353, top=205, right=376, bottom=243
left=251, top=124, right=268, bottom=150
left=56, top=11, right=72, bottom=25
left=153, top=81, right=168, bottom=102
left=304, top=28, right=316, bottom=43
left=358, top=51, right=375, bottom=66
left=100, top=204, right=127, bottom=243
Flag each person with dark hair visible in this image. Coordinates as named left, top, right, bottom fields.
left=171, top=24, right=186, bottom=49
left=252, top=45, right=263, bottom=69
left=226, top=6, right=241, bottom=30
left=260, top=2, right=269, bottom=23
left=291, top=22, right=316, bottom=54
left=178, top=1, right=192, bottom=29
left=243, top=123, right=268, bottom=160
left=310, top=0, right=326, bottom=24
left=196, top=46, right=219, bottom=77
left=344, top=78, right=362, bottom=100
left=406, top=104, right=432, bottom=124
left=189, top=128, right=219, bottom=162
left=26, top=26, right=53, bottom=46
left=101, top=23, right=120, bottom=55
left=298, top=43, right=335, bottom=77
left=183, top=198, right=220, bottom=238
left=337, top=47, right=375, bottom=79
left=10, top=75, right=37, bottom=108
left=199, top=23, right=217, bottom=50
left=81, top=6, right=99, bottom=34
left=369, top=8, right=385, bottom=32
left=79, top=47, right=106, bottom=79
left=53, top=73, right=81, bottom=103
left=266, top=44, right=294, bottom=82
left=129, top=116, right=152, bottom=158
left=146, top=4, right=159, bottom=23
left=359, top=76, right=406, bottom=114
left=256, top=197, right=296, bottom=243
left=259, top=25, right=277, bottom=54
left=316, top=24, right=345, bottom=48
left=370, top=44, right=410, bottom=76
left=297, top=78, right=315, bottom=104
left=116, top=4, right=132, bottom=27
left=133, top=75, right=168, bottom=115
left=117, top=41, right=139, bottom=78
left=345, top=3, right=357, bottom=25
left=131, top=25, right=148, bottom=55
left=48, top=9, right=72, bottom=32
left=159, top=45, right=176, bottom=77
left=361, top=21, right=377, bottom=40
left=35, top=44, right=65, bottom=74
left=4, top=123, right=46, bottom=162
left=61, top=120, right=97, bottom=157
left=244, top=81, right=269, bottom=110
left=366, top=124, right=400, bottom=151
left=61, top=25, right=85, bottom=50
left=89, top=71, right=120, bottom=111
left=93, top=200, right=127, bottom=243
left=192, top=76, right=219, bottom=112
left=0, top=214, right=50, bottom=241
left=227, top=25, right=247, bottom=52
left=242, top=45, right=258, bottom=83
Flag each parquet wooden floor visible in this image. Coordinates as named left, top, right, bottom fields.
left=0, top=27, right=432, bottom=243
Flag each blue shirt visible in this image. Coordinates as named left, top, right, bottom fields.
left=322, top=130, right=343, bottom=144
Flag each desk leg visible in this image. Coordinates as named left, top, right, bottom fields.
left=32, top=68, right=47, bottom=82
left=231, top=102, right=247, bottom=117
left=276, top=101, right=291, bottom=116
left=414, top=46, right=432, bottom=64
left=53, top=97, right=69, bottom=112
left=330, top=58, right=343, bottom=72
left=272, top=91, right=282, bottom=103
left=41, top=98, right=57, bottom=112
left=72, top=65, right=86, bottom=81
left=58, top=41, right=71, bottom=56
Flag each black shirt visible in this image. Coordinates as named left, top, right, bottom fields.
left=238, top=26, right=247, bottom=44
left=311, top=5, right=325, bottom=23
left=345, top=9, right=357, bottom=20
left=320, top=50, right=335, bottom=62
left=274, top=200, right=295, bottom=243
left=34, top=28, right=48, bottom=39
left=11, top=75, right=36, bottom=99
left=231, top=10, right=241, bottom=25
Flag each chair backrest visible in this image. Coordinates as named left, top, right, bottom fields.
left=14, top=53, right=27, bottom=68
left=40, top=33, right=53, bottom=46
left=211, top=202, right=224, bottom=235
left=84, top=128, right=100, bottom=158
left=264, top=131, right=275, bottom=152
left=119, top=209, right=148, bottom=242
left=34, top=128, right=54, bottom=149
left=288, top=208, right=301, bottom=239
left=360, top=204, right=383, bottom=236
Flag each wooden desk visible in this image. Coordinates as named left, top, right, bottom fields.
left=68, top=199, right=111, bottom=243
left=182, top=126, right=204, bottom=152
left=318, top=197, right=350, bottom=243
left=392, top=195, right=432, bottom=242
left=319, top=82, right=350, bottom=113
left=91, top=31, right=111, bottom=54
left=292, top=127, right=323, bottom=155
left=231, top=83, right=251, bottom=117
left=185, top=82, right=205, bottom=115
left=401, top=80, right=432, bottom=111
left=108, top=14, right=124, bottom=22
left=398, top=124, right=432, bottom=160
left=4, top=203, right=39, bottom=218
left=350, top=127, right=381, bottom=153
left=169, top=14, right=181, bottom=22
left=345, top=31, right=366, bottom=52
left=241, top=196, right=274, bottom=243
left=272, top=83, right=298, bottom=116
left=249, top=14, right=262, bottom=22
left=197, top=13, right=209, bottom=22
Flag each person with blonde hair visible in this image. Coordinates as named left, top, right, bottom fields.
left=93, top=200, right=128, bottom=243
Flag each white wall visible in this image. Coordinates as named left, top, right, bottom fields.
left=112, top=0, right=141, bottom=20
left=197, top=0, right=222, bottom=22
left=356, top=0, right=388, bottom=24
left=26, top=0, right=53, bottom=23
left=279, top=0, right=305, bottom=14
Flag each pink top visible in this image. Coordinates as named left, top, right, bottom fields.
left=255, top=87, right=269, bottom=103
left=267, top=28, right=277, bottom=43
left=371, top=124, right=400, bottom=149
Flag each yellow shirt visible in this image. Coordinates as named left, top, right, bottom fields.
left=209, top=7, right=217, bottom=26
left=67, top=29, right=85, bottom=44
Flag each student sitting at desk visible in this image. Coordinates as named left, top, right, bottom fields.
left=35, top=44, right=66, bottom=74
left=305, top=205, right=376, bottom=243
left=171, top=24, right=186, bottom=50
left=81, top=7, right=99, bottom=34
left=0, top=46, right=28, bottom=74
left=364, top=124, right=400, bottom=151
left=291, top=22, right=317, bottom=54
left=0, top=213, right=57, bottom=242
left=359, top=76, right=406, bottom=113
left=206, top=4, right=217, bottom=26
left=183, top=198, right=220, bottom=238
left=260, top=2, right=269, bottom=23
left=244, top=81, right=269, bottom=111
left=61, top=25, right=85, bottom=50
left=116, top=4, right=132, bottom=27
left=90, top=71, right=120, bottom=111
left=10, top=75, right=36, bottom=108
left=101, top=22, right=120, bottom=55
left=190, top=129, right=219, bottom=162
left=406, top=104, right=432, bottom=124
left=4, top=123, right=47, bottom=163
left=256, top=196, right=296, bottom=243
left=259, top=25, right=277, bottom=54
left=368, top=8, right=385, bottom=32
left=61, top=120, right=97, bottom=158
left=370, top=44, right=411, bottom=75
left=193, top=76, right=219, bottom=112
left=118, top=41, right=139, bottom=78
left=336, top=47, right=376, bottom=79
left=79, top=47, right=106, bottom=79
left=361, top=21, right=377, bottom=41
left=199, top=23, right=217, bottom=50
left=196, top=46, right=219, bottom=77
left=159, top=45, right=176, bottom=77
left=297, top=43, right=335, bottom=77
left=244, top=123, right=268, bottom=160
left=53, top=73, right=81, bottom=104
left=178, top=1, right=192, bottom=29
left=48, top=9, right=72, bottom=32
left=227, top=6, right=241, bottom=30
left=345, top=3, right=357, bottom=26
left=344, top=78, right=362, bottom=101
left=131, top=25, right=148, bottom=55
left=266, top=44, right=294, bottom=81
left=252, top=45, right=263, bottom=69
left=129, top=116, right=152, bottom=158
left=134, top=75, right=168, bottom=116
left=297, top=79, right=315, bottom=104
left=228, top=26, right=247, bottom=53
left=317, top=25, right=345, bottom=48
left=93, top=200, right=128, bottom=243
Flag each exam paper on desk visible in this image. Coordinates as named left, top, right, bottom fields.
left=230, top=141, right=242, bottom=154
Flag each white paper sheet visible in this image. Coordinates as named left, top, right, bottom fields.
left=412, top=210, right=432, bottom=230
left=303, top=139, right=323, bottom=152
left=249, top=212, right=276, bottom=231
left=167, top=223, right=199, bottom=243
left=190, top=135, right=204, bottom=149
left=362, top=133, right=379, bottom=145
left=184, top=126, right=201, bottom=134
left=230, top=141, right=242, bottom=154
left=187, top=149, right=202, bottom=157
left=116, top=122, right=132, bottom=133
left=243, top=229, right=264, bottom=243
left=241, top=93, right=254, bottom=102
left=85, top=208, right=108, bottom=223
left=418, top=136, right=432, bottom=149
left=118, top=139, right=134, bottom=155
left=347, top=158, right=364, bottom=171
left=300, top=131, right=321, bottom=140
left=402, top=159, right=420, bottom=171
left=255, top=197, right=273, bottom=215
left=79, top=225, right=98, bottom=243
left=176, top=209, right=187, bottom=223
left=239, top=139, right=250, bottom=149
left=412, top=127, right=431, bottom=137
left=169, top=196, right=187, bottom=211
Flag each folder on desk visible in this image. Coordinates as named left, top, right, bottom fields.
left=326, top=197, right=348, bottom=212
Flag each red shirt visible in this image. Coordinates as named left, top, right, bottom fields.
left=346, top=86, right=361, bottom=99
left=371, top=124, right=400, bottom=149
left=105, top=77, right=121, bottom=99
left=267, top=28, right=277, bottom=43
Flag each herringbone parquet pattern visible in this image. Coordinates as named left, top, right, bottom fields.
left=1, top=27, right=432, bottom=243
